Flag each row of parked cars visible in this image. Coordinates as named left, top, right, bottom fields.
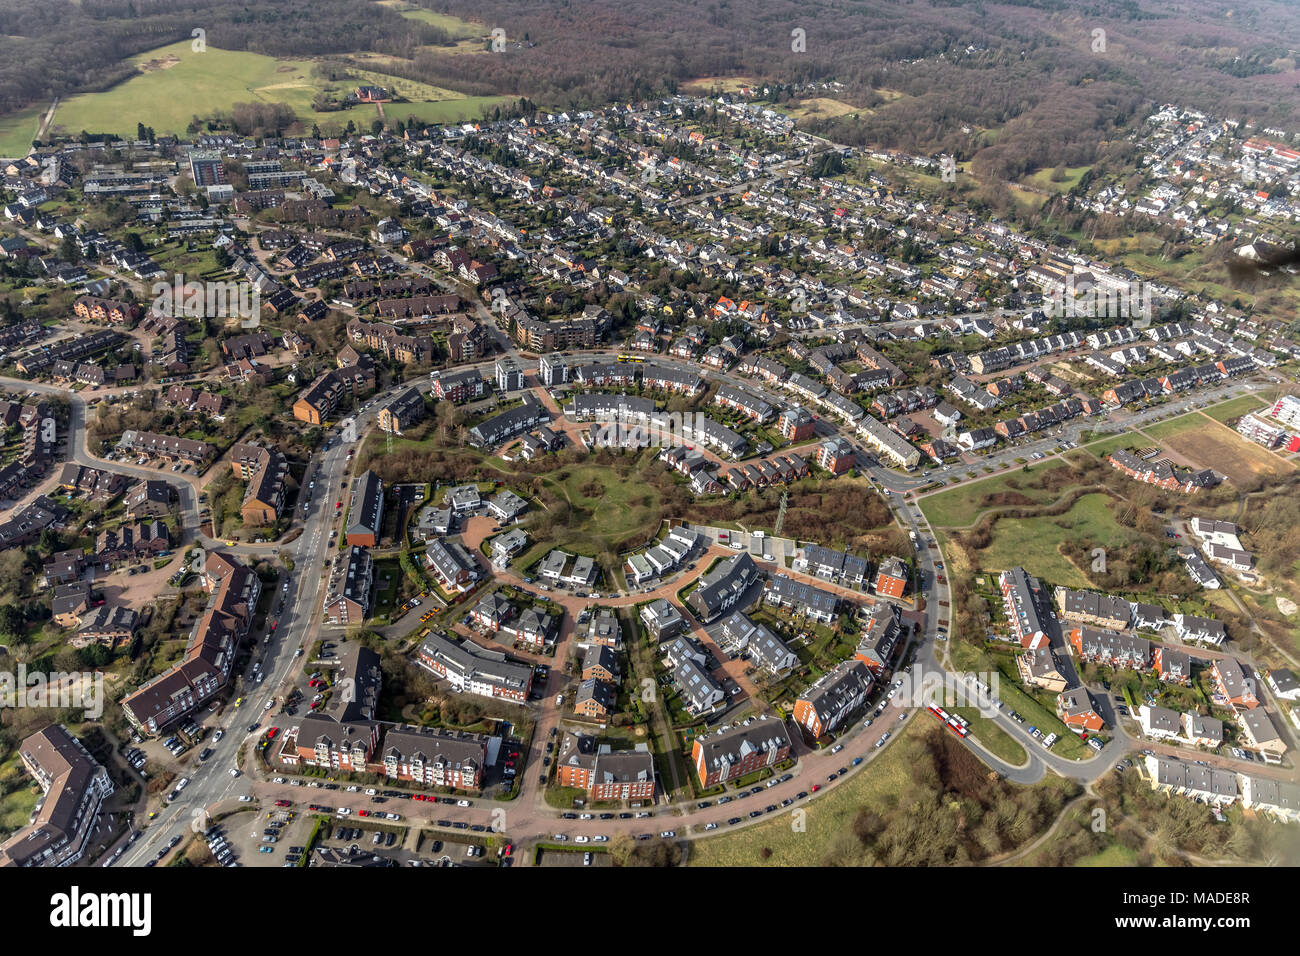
left=144, top=832, right=183, bottom=867
left=206, top=824, right=237, bottom=867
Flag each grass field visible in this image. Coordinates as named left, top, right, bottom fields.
left=1142, top=411, right=1213, bottom=442
left=0, top=104, right=44, bottom=158
left=36, top=40, right=508, bottom=143
left=973, top=492, right=1134, bottom=589
left=1022, top=165, right=1092, bottom=194
left=777, top=97, right=862, bottom=120
left=919, top=460, right=1070, bottom=528
left=687, top=717, right=1074, bottom=866
left=952, top=707, right=1028, bottom=765
left=0, top=782, right=39, bottom=835
left=686, top=718, right=920, bottom=866
left=1203, top=393, right=1272, bottom=424
left=374, top=1, right=484, bottom=36
left=1081, top=431, right=1138, bottom=459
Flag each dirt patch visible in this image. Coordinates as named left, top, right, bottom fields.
left=1161, top=425, right=1293, bottom=486
left=137, top=56, right=181, bottom=74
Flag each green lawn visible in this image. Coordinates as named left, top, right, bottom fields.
left=975, top=493, right=1136, bottom=590
left=951, top=707, right=1028, bottom=765
left=375, top=2, right=485, bottom=36
left=687, top=716, right=1075, bottom=866
left=0, top=104, right=44, bottom=159
left=1023, top=165, right=1092, bottom=194
left=919, top=460, right=1069, bottom=528
left=1081, top=431, right=1138, bottom=459
left=687, top=719, right=921, bottom=866
left=1142, top=411, right=1206, bottom=442
left=1204, top=394, right=1270, bottom=424
left=0, top=784, right=39, bottom=835
left=37, top=40, right=507, bottom=142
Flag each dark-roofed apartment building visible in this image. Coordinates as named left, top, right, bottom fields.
left=556, top=733, right=656, bottom=801
left=715, top=611, right=798, bottom=675
left=124, top=479, right=172, bottom=518
left=415, top=632, right=533, bottom=702
left=377, top=387, right=426, bottom=435
left=802, top=543, right=869, bottom=587
left=280, top=641, right=383, bottom=772
left=691, top=717, right=793, bottom=788
left=640, top=598, right=685, bottom=642
left=323, top=546, right=373, bottom=625
left=854, top=601, right=904, bottom=672
left=793, top=660, right=874, bottom=739
left=346, top=470, right=384, bottom=547
left=1054, top=587, right=1132, bottom=630
left=381, top=726, right=489, bottom=791
left=0, top=725, right=114, bottom=867
left=229, top=442, right=288, bottom=526
left=121, top=553, right=260, bottom=735
left=687, top=553, right=759, bottom=622
left=467, top=397, right=549, bottom=449
left=764, top=574, right=841, bottom=624
left=118, top=430, right=213, bottom=464
left=999, top=567, right=1049, bottom=648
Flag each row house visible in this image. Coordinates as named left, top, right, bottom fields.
left=715, top=611, right=798, bottom=675
left=1145, top=755, right=1237, bottom=807
left=1068, top=625, right=1151, bottom=670
left=121, top=553, right=260, bottom=735
left=800, top=544, right=868, bottom=588
left=713, top=384, right=773, bottom=423
left=1054, top=587, right=1132, bottom=630
left=56, top=464, right=126, bottom=502
left=117, top=430, right=213, bottom=464
left=74, top=295, right=140, bottom=326
left=1211, top=657, right=1257, bottom=709
left=467, top=399, right=549, bottom=449
left=1174, top=613, right=1228, bottom=647
left=999, top=567, right=1049, bottom=648
left=424, top=538, right=481, bottom=593
left=764, top=574, right=840, bottom=624
left=94, top=520, right=169, bottom=564
left=1106, top=449, right=1219, bottom=493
